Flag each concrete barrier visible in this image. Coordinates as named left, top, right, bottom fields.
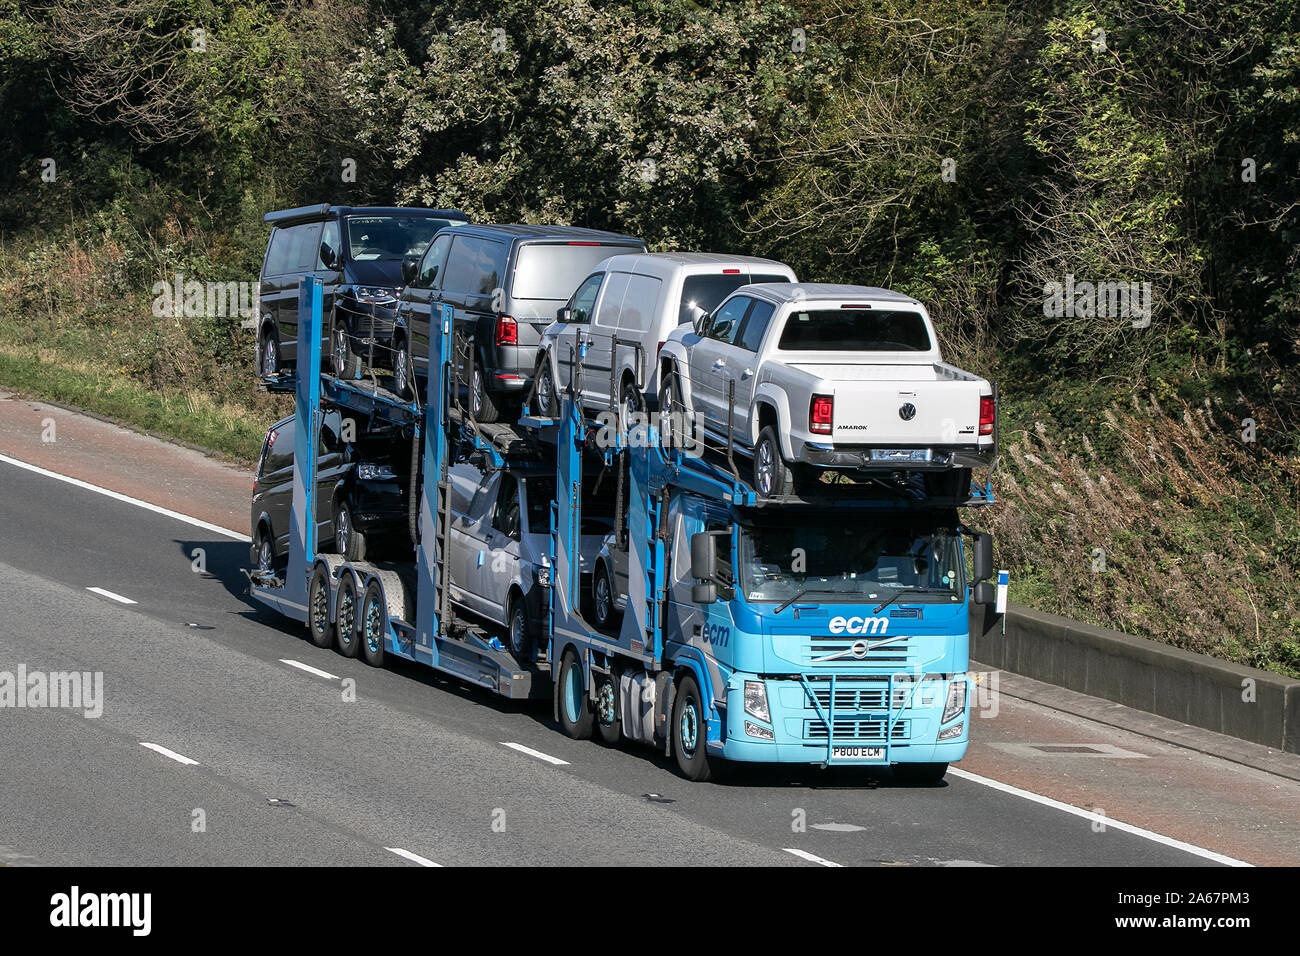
left=971, top=603, right=1300, bottom=754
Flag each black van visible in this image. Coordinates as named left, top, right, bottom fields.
left=257, top=205, right=470, bottom=379
left=391, top=224, right=645, bottom=421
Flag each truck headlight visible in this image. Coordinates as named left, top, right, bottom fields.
left=743, top=680, right=770, bottom=723
left=942, top=678, right=967, bottom=723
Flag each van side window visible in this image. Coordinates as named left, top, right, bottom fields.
left=568, top=273, right=603, bottom=323
left=318, top=412, right=341, bottom=455
left=417, top=233, right=452, bottom=289
left=443, top=236, right=507, bottom=296
left=706, top=296, right=751, bottom=345
left=492, top=473, right=521, bottom=540
left=735, top=300, right=775, bottom=352
left=619, top=274, right=662, bottom=330
left=594, top=272, right=630, bottom=327
left=266, top=426, right=293, bottom=473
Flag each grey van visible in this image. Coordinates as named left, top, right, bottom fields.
left=391, top=224, right=645, bottom=421
left=258, top=204, right=469, bottom=379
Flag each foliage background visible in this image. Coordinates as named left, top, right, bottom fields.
left=0, top=0, right=1296, bottom=674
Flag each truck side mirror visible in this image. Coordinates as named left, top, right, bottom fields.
left=971, top=532, right=993, bottom=583
left=401, top=255, right=419, bottom=286
left=973, top=580, right=996, bottom=606
left=690, top=532, right=717, bottom=583
left=692, top=581, right=718, bottom=605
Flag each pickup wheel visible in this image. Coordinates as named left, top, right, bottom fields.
left=307, top=565, right=333, bottom=649
left=753, top=425, right=794, bottom=498
left=534, top=359, right=558, bottom=416
left=658, top=365, right=687, bottom=450
left=359, top=580, right=387, bottom=667
left=892, top=762, right=949, bottom=785
left=557, top=649, right=593, bottom=739
left=334, top=573, right=361, bottom=658
left=673, top=672, right=715, bottom=782
left=593, top=669, right=621, bottom=746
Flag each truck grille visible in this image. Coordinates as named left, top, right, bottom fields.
left=804, top=718, right=910, bottom=741
left=805, top=637, right=910, bottom=665
left=806, top=677, right=910, bottom=712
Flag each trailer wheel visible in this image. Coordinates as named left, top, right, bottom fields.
left=307, top=565, right=333, bottom=649
left=892, top=762, right=948, bottom=785
left=334, top=573, right=361, bottom=658
left=753, top=425, right=794, bottom=498
left=557, top=649, right=593, bottom=739
left=672, top=673, right=715, bottom=782
left=593, top=669, right=621, bottom=746
left=359, top=580, right=387, bottom=667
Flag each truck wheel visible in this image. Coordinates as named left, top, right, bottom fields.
left=593, top=670, right=621, bottom=746
left=535, top=359, right=557, bottom=416
left=334, top=502, right=367, bottom=561
left=672, top=672, right=715, bottom=782
left=505, top=593, right=531, bottom=663
left=307, top=565, right=333, bottom=649
left=557, top=649, right=593, bottom=739
left=334, top=573, right=361, bottom=658
left=332, top=319, right=360, bottom=380
left=470, top=365, right=501, bottom=422
left=359, top=580, right=387, bottom=667
left=591, top=563, right=617, bottom=630
left=892, top=762, right=949, bottom=785
left=753, top=426, right=794, bottom=498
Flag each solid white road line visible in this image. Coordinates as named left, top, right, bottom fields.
left=139, top=743, right=200, bottom=766
left=947, top=767, right=1252, bottom=867
left=86, top=586, right=137, bottom=605
left=0, top=453, right=249, bottom=541
left=783, top=848, right=844, bottom=867
left=280, top=658, right=340, bottom=681
left=501, top=742, right=570, bottom=766
left=385, top=847, right=441, bottom=867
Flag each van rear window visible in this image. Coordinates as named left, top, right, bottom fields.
left=512, top=243, right=641, bottom=301
left=678, top=273, right=789, bottom=326
left=777, top=309, right=931, bottom=352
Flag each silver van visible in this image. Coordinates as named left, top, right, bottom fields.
left=533, top=253, right=796, bottom=420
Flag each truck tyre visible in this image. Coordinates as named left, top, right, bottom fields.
left=359, top=580, right=387, bottom=667
left=332, top=318, right=360, bottom=380
left=505, top=592, right=530, bottom=663
left=535, top=359, right=558, bottom=416
left=557, top=649, right=593, bottom=739
left=753, top=425, right=794, bottom=498
left=892, top=762, right=949, bottom=785
left=307, top=565, right=333, bottom=649
left=470, top=364, right=501, bottom=423
left=334, top=573, right=361, bottom=658
left=593, top=669, right=621, bottom=746
left=334, top=502, right=367, bottom=561
left=591, top=562, right=617, bottom=630
left=672, top=672, right=715, bottom=782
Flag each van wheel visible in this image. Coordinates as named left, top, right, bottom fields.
left=673, top=672, right=716, bottom=781
left=620, top=380, right=643, bottom=433
left=359, top=580, right=387, bottom=667
left=471, top=365, right=501, bottom=422
left=535, top=359, right=557, bottom=416
left=334, top=573, right=361, bottom=658
left=557, top=649, right=593, bottom=739
left=593, top=670, right=621, bottom=746
left=260, top=332, right=280, bottom=377
left=393, top=335, right=414, bottom=399
left=592, top=563, right=617, bottom=630
left=753, top=425, right=794, bottom=498
left=254, top=526, right=275, bottom=574
left=505, top=592, right=531, bottom=663
left=334, top=502, right=367, bottom=561
left=892, top=762, right=949, bottom=785
left=307, top=565, right=333, bottom=648
left=332, top=319, right=360, bottom=379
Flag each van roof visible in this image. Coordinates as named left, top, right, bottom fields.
left=263, top=205, right=469, bottom=227
left=742, top=282, right=922, bottom=307
left=589, top=252, right=794, bottom=277
left=445, top=223, right=644, bottom=245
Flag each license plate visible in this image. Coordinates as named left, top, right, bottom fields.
left=831, top=746, right=885, bottom=761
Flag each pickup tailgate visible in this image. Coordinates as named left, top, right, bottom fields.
left=791, top=363, right=985, bottom=446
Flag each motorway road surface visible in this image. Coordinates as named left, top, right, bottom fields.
left=0, top=392, right=1297, bottom=867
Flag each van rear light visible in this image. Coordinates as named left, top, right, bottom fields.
left=979, top=395, right=995, bottom=436
left=495, top=314, right=518, bottom=346
left=810, top=394, right=833, bottom=435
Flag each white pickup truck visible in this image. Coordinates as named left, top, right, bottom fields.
left=657, top=283, right=996, bottom=497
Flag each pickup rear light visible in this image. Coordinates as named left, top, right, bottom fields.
left=495, top=314, right=518, bottom=346
left=810, top=394, right=833, bottom=435
left=722, top=268, right=740, bottom=274
left=979, top=395, right=995, bottom=436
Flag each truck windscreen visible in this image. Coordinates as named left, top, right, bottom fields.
left=737, top=516, right=963, bottom=604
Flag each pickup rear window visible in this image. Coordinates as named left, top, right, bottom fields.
left=777, top=308, right=931, bottom=352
